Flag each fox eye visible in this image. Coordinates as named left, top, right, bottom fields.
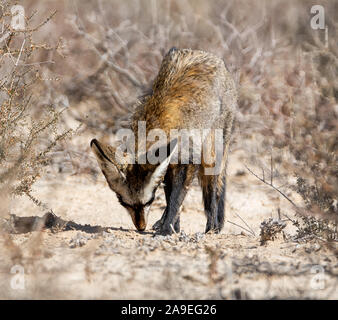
left=144, top=195, right=155, bottom=207
left=117, top=195, right=133, bottom=208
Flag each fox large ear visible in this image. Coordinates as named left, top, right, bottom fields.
left=90, top=138, right=126, bottom=183
left=142, top=139, right=178, bottom=204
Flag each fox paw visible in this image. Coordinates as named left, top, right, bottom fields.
left=158, top=221, right=180, bottom=235
left=152, top=219, right=163, bottom=231
left=158, top=225, right=174, bottom=236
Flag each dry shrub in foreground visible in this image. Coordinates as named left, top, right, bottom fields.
left=0, top=3, right=79, bottom=293
left=0, top=2, right=74, bottom=218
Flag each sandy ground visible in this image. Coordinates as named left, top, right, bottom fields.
left=0, top=144, right=337, bottom=300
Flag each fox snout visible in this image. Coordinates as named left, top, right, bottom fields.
left=128, top=207, right=148, bottom=231
left=135, top=222, right=146, bottom=232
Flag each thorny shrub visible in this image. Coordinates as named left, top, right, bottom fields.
left=0, top=1, right=74, bottom=216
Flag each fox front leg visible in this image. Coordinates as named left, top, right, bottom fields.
left=152, top=174, right=180, bottom=232
left=158, top=165, right=193, bottom=235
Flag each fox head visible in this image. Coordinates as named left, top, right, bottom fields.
left=90, top=138, right=177, bottom=231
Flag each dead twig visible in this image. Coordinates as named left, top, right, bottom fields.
left=228, top=220, right=255, bottom=237
left=245, top=164, right=298, bottom=209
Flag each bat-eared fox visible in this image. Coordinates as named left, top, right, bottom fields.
left=91, top=47, right=237, bottom=235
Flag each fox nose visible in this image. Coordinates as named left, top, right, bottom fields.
left=134, top=217, right=147, bottom=232
left=136, top=225, right=146, bottom=232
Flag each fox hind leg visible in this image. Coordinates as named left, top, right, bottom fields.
left=199, top=159, right=227, bottom=233
left=215, top=124, right=232, bottom=232
left=216, top=173, right=226, bottom=232
left=200, top=173, right=218, bottom=233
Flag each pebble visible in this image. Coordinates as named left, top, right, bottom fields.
left=69, top=233, right=89, bottom=248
